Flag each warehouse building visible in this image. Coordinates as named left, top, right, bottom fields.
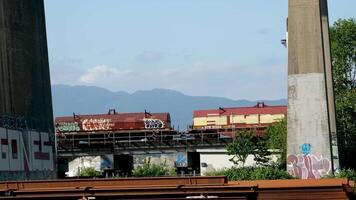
left=192, top=102, right=287, bottom=135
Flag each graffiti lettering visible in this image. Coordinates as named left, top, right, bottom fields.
left=143, top=118, right=165, bottom=129
left=287, top=154, right=331, bottom=179
left=0, top=128, right=55, bottom=175
left=0, top=115, right=27, bottom=130
left=82, top=118, right=112, bottom=131
left=56, top=122, right=80, bottom=132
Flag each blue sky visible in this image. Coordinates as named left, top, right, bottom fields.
left=44, top=0, right=355, bottom=100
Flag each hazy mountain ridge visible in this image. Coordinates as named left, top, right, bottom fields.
left=52, top=85, right=286, bottom=129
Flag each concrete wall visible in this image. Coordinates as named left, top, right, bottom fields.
left=198, top=149, right=278, bottom=175
left=66, top=152, right=187, bottom=177
left=67, top=156, right=102, bottom=177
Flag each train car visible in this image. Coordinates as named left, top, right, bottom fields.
left=55, top=109, right=171, bottom=134
left=192, top=102, right=287, bottom=131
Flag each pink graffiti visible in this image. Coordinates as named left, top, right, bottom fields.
left=287, top=154, right=331, bottom=179
left=82, top=118, right=113, bottom=131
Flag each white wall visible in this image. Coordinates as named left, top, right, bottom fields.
left=198, top=148, right=278, bottom=175
left=67, top=156, right=102, bottom=177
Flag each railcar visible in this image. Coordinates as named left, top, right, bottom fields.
left=55, top=109, right=171, bottom=134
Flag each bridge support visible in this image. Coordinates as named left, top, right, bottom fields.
left=287, top=0, right=339, bottom=179
left=0, top=0, right=56, bottom=180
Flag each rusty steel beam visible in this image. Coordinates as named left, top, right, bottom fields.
left=0, top=177, right=354, bottom=199
left=0, top=176, right=227, bottom=191
left=232, top=178, right=355, bottom=200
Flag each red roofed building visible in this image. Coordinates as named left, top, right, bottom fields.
left=192, top=102, right=287, bottom=133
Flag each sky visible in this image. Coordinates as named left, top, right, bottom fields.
left=44, top=0, right=356, bottom=100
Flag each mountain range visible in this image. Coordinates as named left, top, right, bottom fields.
left=51, top=85, right=286, bottom=130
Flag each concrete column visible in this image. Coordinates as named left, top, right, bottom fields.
left=0, top=0, right=56, bottom=180
left=0, top=0, right=54, bottom=133
left=319, top=0, right=339, bottom=171
left=287, top=0, right=337, bottom=179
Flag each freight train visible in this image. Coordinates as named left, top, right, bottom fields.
left=55, top=109, right=171, bottom=134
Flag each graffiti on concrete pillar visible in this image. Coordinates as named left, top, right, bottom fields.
left=82, top=118, right=113, bottom=131
left=0, top=115, right=27, bottom=130
left=287, top=144, right=331, bottom=179
left=143, top=118, right=165, bottom=129
left=301, top=143, right=311, bottom=155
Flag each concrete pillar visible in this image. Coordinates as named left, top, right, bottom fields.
left=0, top=0, right=54, bottom=133
left=287, top=0, right=338, bottom=179
left=0, top=0, right=56, bottom=180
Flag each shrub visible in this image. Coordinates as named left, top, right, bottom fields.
left=324, top=169, right=356, bottom=181
left=205, top=166, right=294, bottom=181
left=77, top=167, right=102, bottom=177
left=132, top=158, right=176, bottom=177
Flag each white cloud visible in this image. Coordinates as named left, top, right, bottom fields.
left=79, top=65, right=130, bottom=83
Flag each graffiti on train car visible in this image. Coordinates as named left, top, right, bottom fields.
left=82, top=118, right=113, bottom=131
left=56, top=122, right=80, bottom=132
left=143, top=118, right=165, bottom=129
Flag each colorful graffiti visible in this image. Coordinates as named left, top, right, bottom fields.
left=56, top=122, right=80, bottom=132
left=82, top=118, right=113, bottom=131
left=143, top=118, right=165, bottom=129
left=287, top=154, right=331, bottom=179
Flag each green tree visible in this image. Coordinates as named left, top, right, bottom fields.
left=330, top=18, right=356, bottom=168
left=227, top=130, right=255, bottom=167
left=253, top=135, right=271, bottom=166
left=227, top=130, right=270, bottom=167
left=266, top=119, right=287, bottom=167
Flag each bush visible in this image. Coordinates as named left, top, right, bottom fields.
left=204, top=166, right=294, bottom=181
left=132, top=159, right=176, bottom=177
left=77, top=167, right=102, bottom=177
left=324, top=169, right=356, bottom=181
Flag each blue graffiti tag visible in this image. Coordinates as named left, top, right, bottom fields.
left=175, top=153, right=187, bottom=167
left=300, top=143, right=311, bottom=155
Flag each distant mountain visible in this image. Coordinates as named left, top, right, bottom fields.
left=51, top=84, right=286, bottom=130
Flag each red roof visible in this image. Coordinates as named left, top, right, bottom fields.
left=193, top=103, right=287, bottom=118
left=55, top=112, right=170, bottom=123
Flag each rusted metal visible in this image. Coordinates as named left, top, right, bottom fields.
left=0, top=176, right=227, bottom=190
left=232, top=178, right=355, bottom=200
left=0, top=177, right=354, bottom=199
left=55, top=112, right=171, bottom=134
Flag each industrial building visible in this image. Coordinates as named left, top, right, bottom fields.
left=193, top=102, right=286, bottom=129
